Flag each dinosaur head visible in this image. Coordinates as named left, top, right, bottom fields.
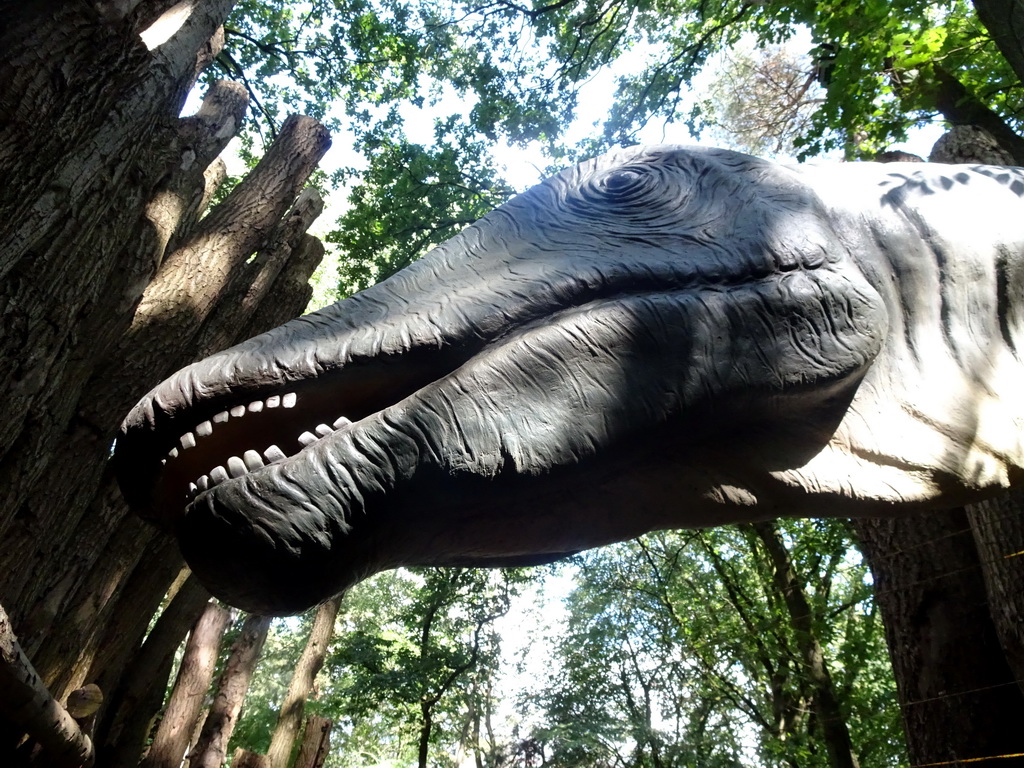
left=116, top=145, right=887, bottom=614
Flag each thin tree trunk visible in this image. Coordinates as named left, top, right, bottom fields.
left=140, top=600, right=232, bottom=768
left=418, top=701, right=433, bottom=768
left=98, top=576, right=213, bottom=768
left=292, top=716, right=332, bottom=768
left=853, top=510, right=1024, bottom=767
left=750, top=521, right=859, bottom=768
left=190, top=614, right=273, bottom=768
left=266, top=595, right=343, bottom=768
left=234, top=748, right=271, bottom=768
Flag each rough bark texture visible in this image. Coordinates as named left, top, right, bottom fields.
left=750, top=522, right=859, bottom=768
left=929, top=124, right=1016, bottom=165
left=234, top=748, right=272, bottom=768
left=97, top=575, right=213, bottom=768
left=853, top=511, right=1024, bottom=767
left=972, top=0, right=1024, bottom=87
left=293, top=716, right=333, bottom=768
left=190, top=614, right=273, bottom=768
left=0, top=604, right=93, bottom=768
left=968, top=490, right=1024, bottom=696
left=924, top=65, right=1024, bottom=164
left=0, top=5, right=330, bottom=764
left=140, top=600, right=232, bottom=768
left=266, top=596, right=343, bottom=768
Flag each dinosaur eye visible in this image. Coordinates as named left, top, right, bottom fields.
left=572, top=165, right=659, bottom=213
left=602, top=169, right=644, bottom=193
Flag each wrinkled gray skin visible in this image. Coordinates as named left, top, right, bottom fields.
left=116, top=146, right=1024, bottom=615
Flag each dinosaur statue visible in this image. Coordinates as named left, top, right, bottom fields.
left=115, top=145, right=1024, bottom=615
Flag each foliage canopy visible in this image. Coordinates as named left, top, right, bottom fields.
left=211, top=0, right=1022, bottom=294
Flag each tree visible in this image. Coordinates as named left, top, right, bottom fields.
left=191, top=613, right=274, bottom=768
left=141, top=601, right=233, bottom=768
left=318, top=568, right=528, bottom=768
left=526, top=524, right=904, bottom=768
left=267, top=595, right=345, bottom=768
left=0, top=4, right=330, bottom=763
left=700, top=44, right=826, bottom=159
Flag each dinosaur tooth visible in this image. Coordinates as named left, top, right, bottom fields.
left=230, top=405, right=246, bottom=418
left=212, top=410, right=229, bottom=424
left=298, top=431, right=318, bottom=447
left=332, top=416, right=352, bottom=429
left=168, top=447, right=179, bottom=459
left=243, top=450, right=264, bottom=470
left=264, top=445, right=287, bottom=463
left=265, top=395, right=281, bottom=408
left=188, top=482, right=198, bottom=496
left=180, top=432, right=196, bottom=450
left=282, top=392, right=297, bottom=408
left=227, top=456, right=247, bottom=478
left=195, top=420, right=213, bottom=437
left=315, top=424, right=333, bottom=437
left=248, top=401, right=264, bottom=413
left=197, top=474, right=210, bottom=492
left=210, top=465, right=228, bottom=485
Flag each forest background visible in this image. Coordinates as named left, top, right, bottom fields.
left=2, top=1, right=1024, bottom=768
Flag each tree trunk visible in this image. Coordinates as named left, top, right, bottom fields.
left=0, top=604, right=94, bottom=768
left=972, top=0, right=1024, bottom=88
left=418, top=701, right=433, bottom=768
left=0, top=3, right=331, bottom=764
left=266, top=596, right=343, bottom=768
left=140, top=600, right=232, bottom=768
left=292, top=716, right=332, bottom=768
left=853, top=511, right=1024, bottom=767
left=39, top=528, right=180, bottom=702
left=190, top=614, right=273, bottom=768
left=234, top=748, right=271, bottom=768
left=967, top=491, right=1024, bottom=696
left=97, top=575, right=213, bottom=768
left=749, top=521, right=859, bottom=768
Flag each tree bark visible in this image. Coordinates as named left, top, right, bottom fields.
left=0, top=108, right=328, bottom=632
left=96, top=575, right=213, bottom=768
left=750, top=522, right=859, bottom=768
left=853, top=511, right=1024, bottom=767
left=0, top=4, right=332, bottom=765
left=234, top=748, right=271, bottom=768
left=266, top=596, right=343, bottom=768
left=0, top=604, right=94, bottom=768
left=190, top=614, right=273, bottom=768
left=972, top=0, right=1024, bottom=88
left=0, top=0, right=236, bottom=512
left=293, top=716, right=333, bottom=768
left=967, top=491, right=1024, bottom=696
left=140, top=600, right=232, bottom=768
left=921, top=65, right=1024, bottom=164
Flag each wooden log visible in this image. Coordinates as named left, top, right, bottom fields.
left=0, top=604, right=93, bottom=767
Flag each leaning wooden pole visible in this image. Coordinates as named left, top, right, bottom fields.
left=0, top=604, right=94, bottom=767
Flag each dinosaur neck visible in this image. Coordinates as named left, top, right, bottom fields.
left=785, top=163, right=1024, bottom=508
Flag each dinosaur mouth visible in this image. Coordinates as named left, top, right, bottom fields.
left=154, top=391, right=350, bottom=516
left=116, top=345, right=473, bottom=529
